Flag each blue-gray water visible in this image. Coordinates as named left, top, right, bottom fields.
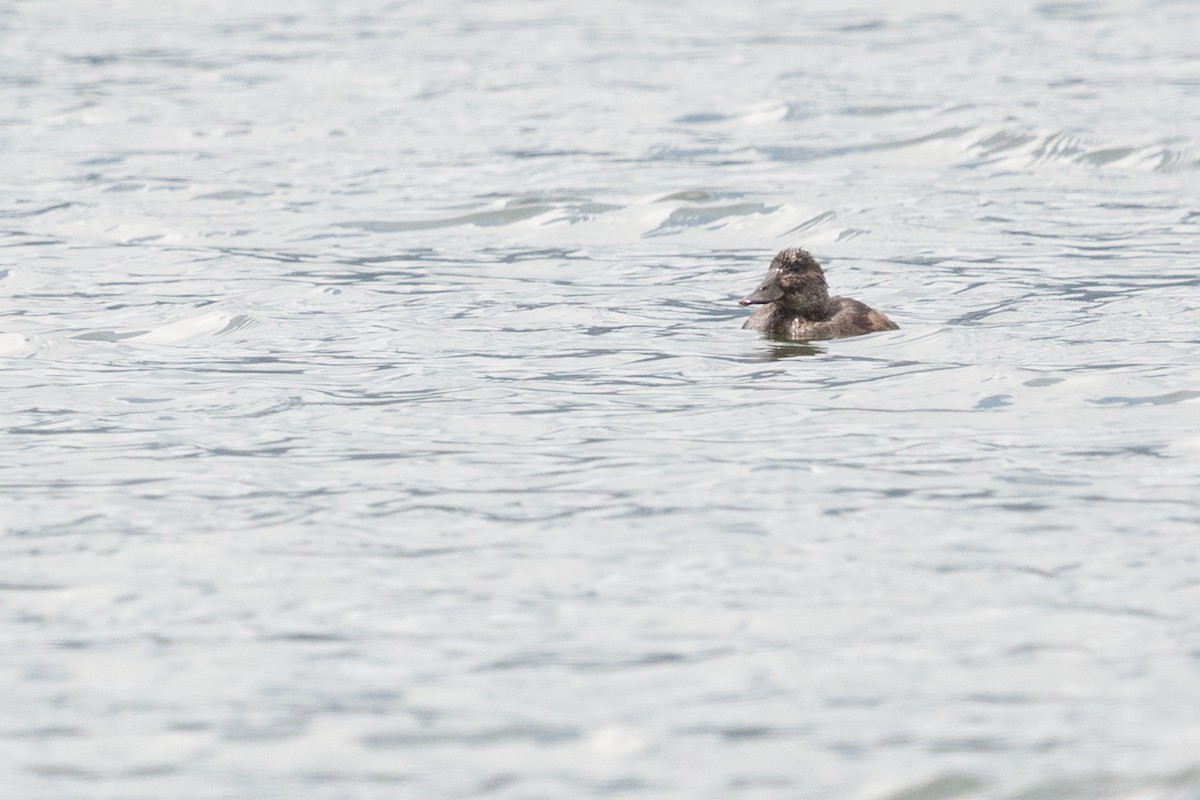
left=4, top=1, right=1200, bottom=798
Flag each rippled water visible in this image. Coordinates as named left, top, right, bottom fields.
left=4, top=1, right=1200, bottom=798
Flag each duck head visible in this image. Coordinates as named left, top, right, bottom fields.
left=739, top=248, right=830, bottom=317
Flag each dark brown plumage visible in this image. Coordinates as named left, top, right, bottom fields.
left=740, top=248, right=898, bottom=340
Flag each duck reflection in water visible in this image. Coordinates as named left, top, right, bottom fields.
left=740, top=248, right=898, bottom=341
left=756, top=341, right=824, bottom=361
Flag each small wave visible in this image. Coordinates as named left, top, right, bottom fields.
left=0, top=202, right=77, bottom=218
left=1092, top=390, right=1200, bottom=407
left=783, top=210, right=838, bottom=235
left=655, top=190, right=742, bottom=204
left=141, top=312, right=257, bottom=344
left=72, top=312, right=259, bottom=346
left=337, top=196, right=625, bottom=233
left=0, top=332, right=39, bottom=357
left=868, top=766, right=1200, bottom=800
left=967, top=127, right=1200, bottom=172
left=337, top=204, right=550, bottom=233
left=673, top=112, right=728, bottom=124
left=761, top=126, right=973, bottom=163
left=644, top=202, right=779, bottom=237
left=193, top=190, right=271, bottom=201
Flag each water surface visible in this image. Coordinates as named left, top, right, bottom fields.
left=3, top=1, right=1200, bottom=798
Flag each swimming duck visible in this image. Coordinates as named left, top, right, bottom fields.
left=740, top=248, right=898, bottom=340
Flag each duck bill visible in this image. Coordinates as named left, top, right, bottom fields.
left=739, top=283, right=783, bottom=306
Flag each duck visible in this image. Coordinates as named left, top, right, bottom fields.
left=740, top=248, right=898, bottom=340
